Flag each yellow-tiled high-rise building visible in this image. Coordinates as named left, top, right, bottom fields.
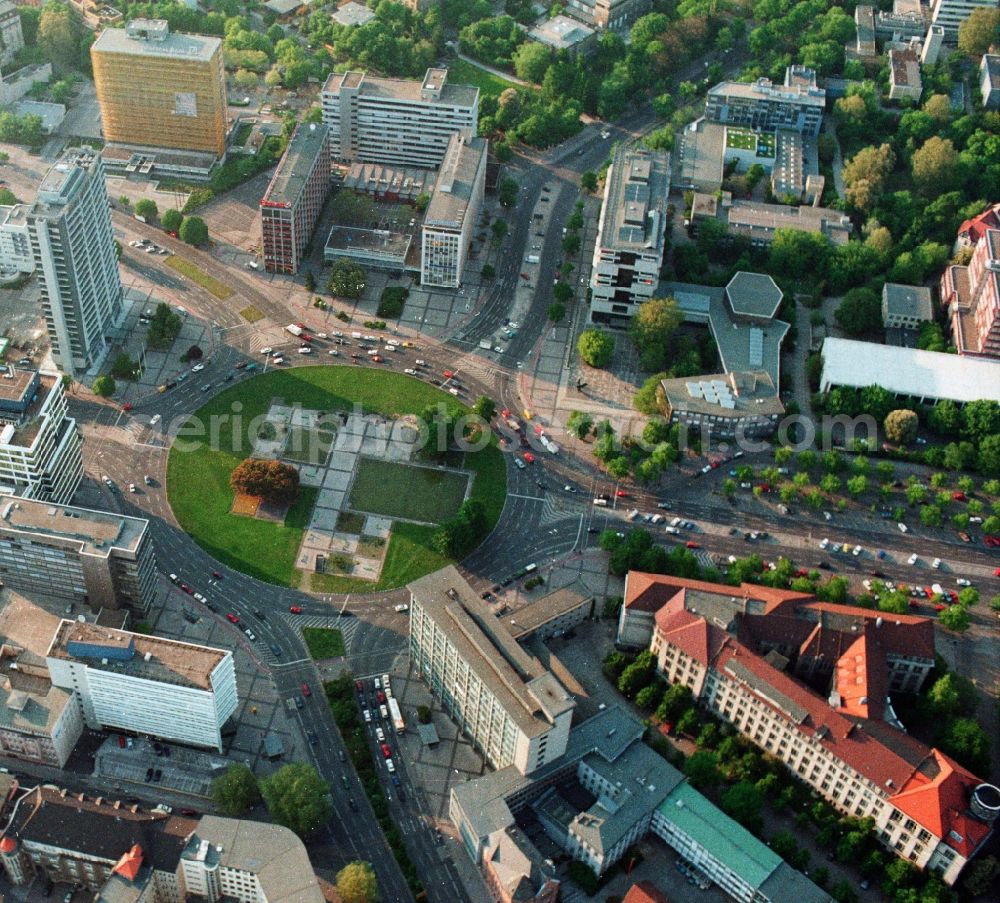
left=91, top=19, right=227, bottom=157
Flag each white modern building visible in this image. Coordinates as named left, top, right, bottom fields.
left=930, top=0, right=997, bottom=39
left=321, top=67, right=479, bottom=169
left=589, top=146, right=671, bottom=324
left=0, top=371, right=82, bottom=505
left=408, top=566, right=575, bottom=776
left=0, top=205, right=33, bottom=275
left=28, top=148, right=124, bottom=377
left=0, top=494, right=156, bottom=613
left=46, top=620, right=237, bottom=751
left=706, top=66, right=825, bottom=137
left=420, top=134, right=487, bottom=288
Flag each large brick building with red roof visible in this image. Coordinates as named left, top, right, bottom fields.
left=617, top=571, right=1000, bottom=885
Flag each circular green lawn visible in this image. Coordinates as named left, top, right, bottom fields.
left=165, top=365, right=506, bottom=591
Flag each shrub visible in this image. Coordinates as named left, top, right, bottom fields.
left=377, top=286, right=408, bottom=319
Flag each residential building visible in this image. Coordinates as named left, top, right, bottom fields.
left=589, top=146, right=671, bottom=324
left=980, top=54, right=1000, bottom=110
left=502, top=583, right=593, bottom=642
left=451, top=706, right=832, bottom=903
left=321, top=68, right=478, bottom=169
left=482, top=826, right=559, bottom=903
left=706, top=66, right=825, bottom=137
left=820, top=337, right=1000, bottom=403
left=562, top=0, right=652, bottom=33
left=260, top=122, right=331, bottom=274
left=930, top=0, right=997, bottom=39
left=941, top=227, right=1000, bottom=359
left=0, top=205, right=33, bottom=275
left=0, top=1, right=24, bottom=69
left=888, top=48, right=923, bottom=102
left=882, top=283, right=933, bottom=329
left=27, top=148, right=123, bottom=377
left=623, top=883, right=671, bottom=903
left=420, top=134, right=487, bottom=288
left=91, top=19, right=227, bottom=158
left=0, top=785, right=325, bottom=903
left=0, top=495, right=156, bottom=613
left=691, top=193, right=851, bottom=247
left=657, top=370, right=785, bottom=441
left=46, top=620, right=237, bottom=751
left=620, top=569, right=999, bottom=885
left=408, top=566, right=575, bottom=775
left=0, top=373, right=83, bottom=504
left=528, top=15, right=597, bottom=53
left=954, top=202, right=1000, bottom=250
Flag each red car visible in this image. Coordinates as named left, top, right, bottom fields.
left=952, top=491, right=967, bottom=502
left=122, top=403, right=133, bottom=412
left=616, top=490, right=628, bottom=498
left=301, top=682, right=311, bottom=697
left=501, top=408, right=510, bottom=418
left=289, top=605, right=303, bottom=614
left=443, top=370, right=455, bottom=379
left=934, top=603, right=947, bottom=612
left=180, top=584, right=194, bottom=595
left=376, top=690, right=386, bottom=704
left=523, top=452, right=535, bottom=463
left=994, top=567, right=1000, bottom=577
left=381, top=743, right=392, bottom=759
left=371, top=355, right=383, bottom=363
left=117, top=735, right=126, bottom=748
left=355, top=680, right=364, bottom=693
left=212, top=570, right=222, bottom=579
left=985, top=536, right=1000, bottom=548
left=226, top=613, right=240, bottom=624
left=794, top=568, right=809, bottom=578
left=686, top=541, right=700, bottom=549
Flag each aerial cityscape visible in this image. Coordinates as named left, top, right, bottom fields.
left=0, top=2, right=999, bottom=903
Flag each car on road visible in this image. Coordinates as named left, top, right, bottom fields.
left=956, top=578, right=972, bottom=587
left=307, top=730, right=318, bottom=745
left=852, top=545, right=862, bottom=556
left=819, top=538, right=829, bottom=549
left=376, top=690, right=386, bottom=704
left=289, top=605, right=303, bottom=614
left=226, top=613, right=240, bottom=624
left=128, top=482, right=137, bottom=493
left=103, top=476, right=115, bottom=489
left=986, top=536, right=1000, bottom=547
left=898, top=522, right=908, bottom=533
left=193, top=592, right=206, bottom=603
left=615, top=490, right=628, bottom=498
left=200, top=384, right=211, bottom=392
left=666, top=526, right=680, bottom=535
left=192, top=364, right=204, bottom=372
left=379, top=704, right=389, bottom=720
left=260, top=347, right=272, bottom=354
left=818, top=561, right=832, bottom=570
left=394, top=603, right=409, bottom=612
left=381, top=743, right=392, bottom=758
left=180, top=583, right=194, bottom=595
left=404, top=368, right=417, bottom=375
left=908, top=553, right=918, bottom=565
left=243, top=627, right=256, bottom=641
left=932, top=558, right=942, bottom=569
left=386, top=758, right=396, bottom=773
left=685, top=541, right=700, bottom=549
left=958, top=531, right=972, bottom=543
left=301, top=682, right=311, bottom=697
left=363, top=709, right=372, bottom=722
left=298, top=346, right=312, bottom=354
left=563, top=485, right=577, bottom=493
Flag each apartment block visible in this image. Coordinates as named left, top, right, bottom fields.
left=0, top=785, right=325, bottom=903
left=321, top=67, right=478, bottom=169
left=0, top=495, right=156, bottom=612
left=618, top=570, right=999, bottom=886
left=420, top=134, right=487, bottom=288
left=589, top=146, right=671, bottom=324
left=882, top=282, right=933, bottom=329
left=941, top=227, right=1000, bottom=359
left=91, top=19, right=227, bottom=157
left=27, top=148, right=123, bottom=377
left=930, top=0, right=997, bottom=39
left=0, top=1, right=25, bottom=69
left=46, top=620, right=236, bottom=751
left=691, top=193, right=851, bottom=247
left=0, top=372, right=82, bottom=504
left=408, top=566, right=575, bottom=775
left=706, top=66, right=825, bottom=137
left=888, top=48, right=923, bottom=102
left=451, top=706, right=832, bottom=902
left=260, top=122, right=331, bottom=274
left=562, top=0, right=652, bottom=33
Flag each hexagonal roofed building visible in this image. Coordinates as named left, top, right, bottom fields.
left=724, top=272, right=783, bottom=323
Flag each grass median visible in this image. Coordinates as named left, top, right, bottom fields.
left=165, top=255, right=233, bottom=300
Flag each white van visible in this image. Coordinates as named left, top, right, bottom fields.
left=670, top=517, right=682, bottom=527
left=524, top=563, right=537, bottom=573
left=593, top=498, right=608, bottom=507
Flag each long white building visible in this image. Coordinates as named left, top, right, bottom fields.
left=930, top=0, right=997, bottom=39
left=420, top=134, right=487, bottom=288
left=0, top=205, right=33, bottom=275
left=28, top=148, right=123, bottom=377
left=321, top=67, right=479, bottom=169
left=409, top=566, right=575, bottom=775
left=46, top=620, right=237, bottom=752
left=589, top=146, right=671, bottom=324
left=0, top=371, right=82, bottom=504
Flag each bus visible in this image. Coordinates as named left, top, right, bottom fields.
left=388, top=697, right=405, bottom=735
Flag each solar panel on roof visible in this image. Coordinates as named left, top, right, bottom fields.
left=686, top=382, right=703, bottom=398
left=749, top=328, right=764, bottom=367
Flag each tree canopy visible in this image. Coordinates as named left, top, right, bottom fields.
left=259, top=763, right=332, bottom=838
left=230, top=458, right=300, bottom=504
left=211, top=763, right=260, bottom=816
left=335, top=862, right=379, bottom=903
left=577, top=329, right=615, bottom=368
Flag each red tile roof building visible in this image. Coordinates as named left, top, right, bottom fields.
left=622, top=881, right=672, bottom=903
left=941, top=226, right=1000, bottom=360
left=618, top=571, right=999, bottom=886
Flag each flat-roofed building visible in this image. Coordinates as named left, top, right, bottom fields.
left=715, top=197, right=852, bottom=246
left=562, top=0, right=652, bottom=33
left=590, top=145, right=671, bottom=324
left=28, top=148, right=123, bottom=377
left=882, top=282, right=933, bottom=329
left=91, top=19, right=227, bottom=158
left=322, top=67, right=478, bottom=169
left=260, top=122, right=331, bottom=274
left=658, top=370, right=785, bottom=441
left=851, top=6, right=878, bottom=58
left=528, top=14, right=597, bottom=53
left=0, top=205, right=34, bottom=275
left=420, top=134, right=487, bottom=288
left=46, top=620, right=237, bottom=751
left=331, top=1, right=375, bottom=26
left=0, top=495, right=156, bottom=613
left=980, top=54, right=1000, bottom=110
left=0, top=373, right=82, bottom=505
left=706, top=66, right=825, bottom=137
left=409, top=566, right=575, bottom=775
left=889, top=48, right=923, bottom=102
left=930, top=0, right=996, bottom=39
left=503, top=583, right=593, bottom=642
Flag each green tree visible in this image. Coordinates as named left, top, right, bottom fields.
left=512, top=40, right=551, bottom=82
left=259, top=762, right=332, bottom=837
left=722, top=781, right=764, bottom=833
left=927, top=672, right=978, bottom=719
left=834, top=288, right=882, bottom=336
left=633, top=372, right=666, bottom=415
left=92, top=375, right=115, bottom=397
left=335, top=861, right=379, bottom=903
left=481, top=263, right=496, bottom=280
left=498, top=176, right=519, bottom=208
left=937, top=716, right=990, bottom=773
left=547, top=302, right=566, bottom=322
left=413, top=192, right=430, bottom=212
left=234, top=68, right=259, bottom=90
left=230, top=458, right=300, bottom=504
left=134, top=199, right=158, bottom=221
left=211, top=763, right=260, bottom=816
left=39, top=2, right=81, bottom=73
left=963, top=855, right=1000, bottom=897
left=635, top=681, right=663, bottom=711
left=979, top=434, right=1000, bottom=476
left=491, top=218, right=508, bottom=241
left=617, top=650, right=655, bottom=697
left=110, top=353, right=139, bottom=380
left=566, top=410, right=594, bottom=440
left=958, top=7, right=1000, bottom=57
left=884, top=409, right=918, bottom=445
left=472, top=396, right=496, bottom=422
left=581, top=170, right=598, bottom=192
left=328, top=258, right=366, bottom=298
left=656, top=683, right=692, bottom=722
left=577, top=329, right=614, bottom=368
left=161, top=208, right=183, bottom=232
left=842, top=143, right=895, bottom=212
left=684, top=749, right=720, bottom=789
left=938, top=603, right=970, bottom=632
left=553, top=282, right=573, bottom=304
left=0, top=188, right=16, bottom=206
left=912, top=136, right=960, bottom=195
left=963, top=400, right=1000, bottom=442
left=629, top=297, right=682, bottom=371
left=179, top=216, right=209, bottom=245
